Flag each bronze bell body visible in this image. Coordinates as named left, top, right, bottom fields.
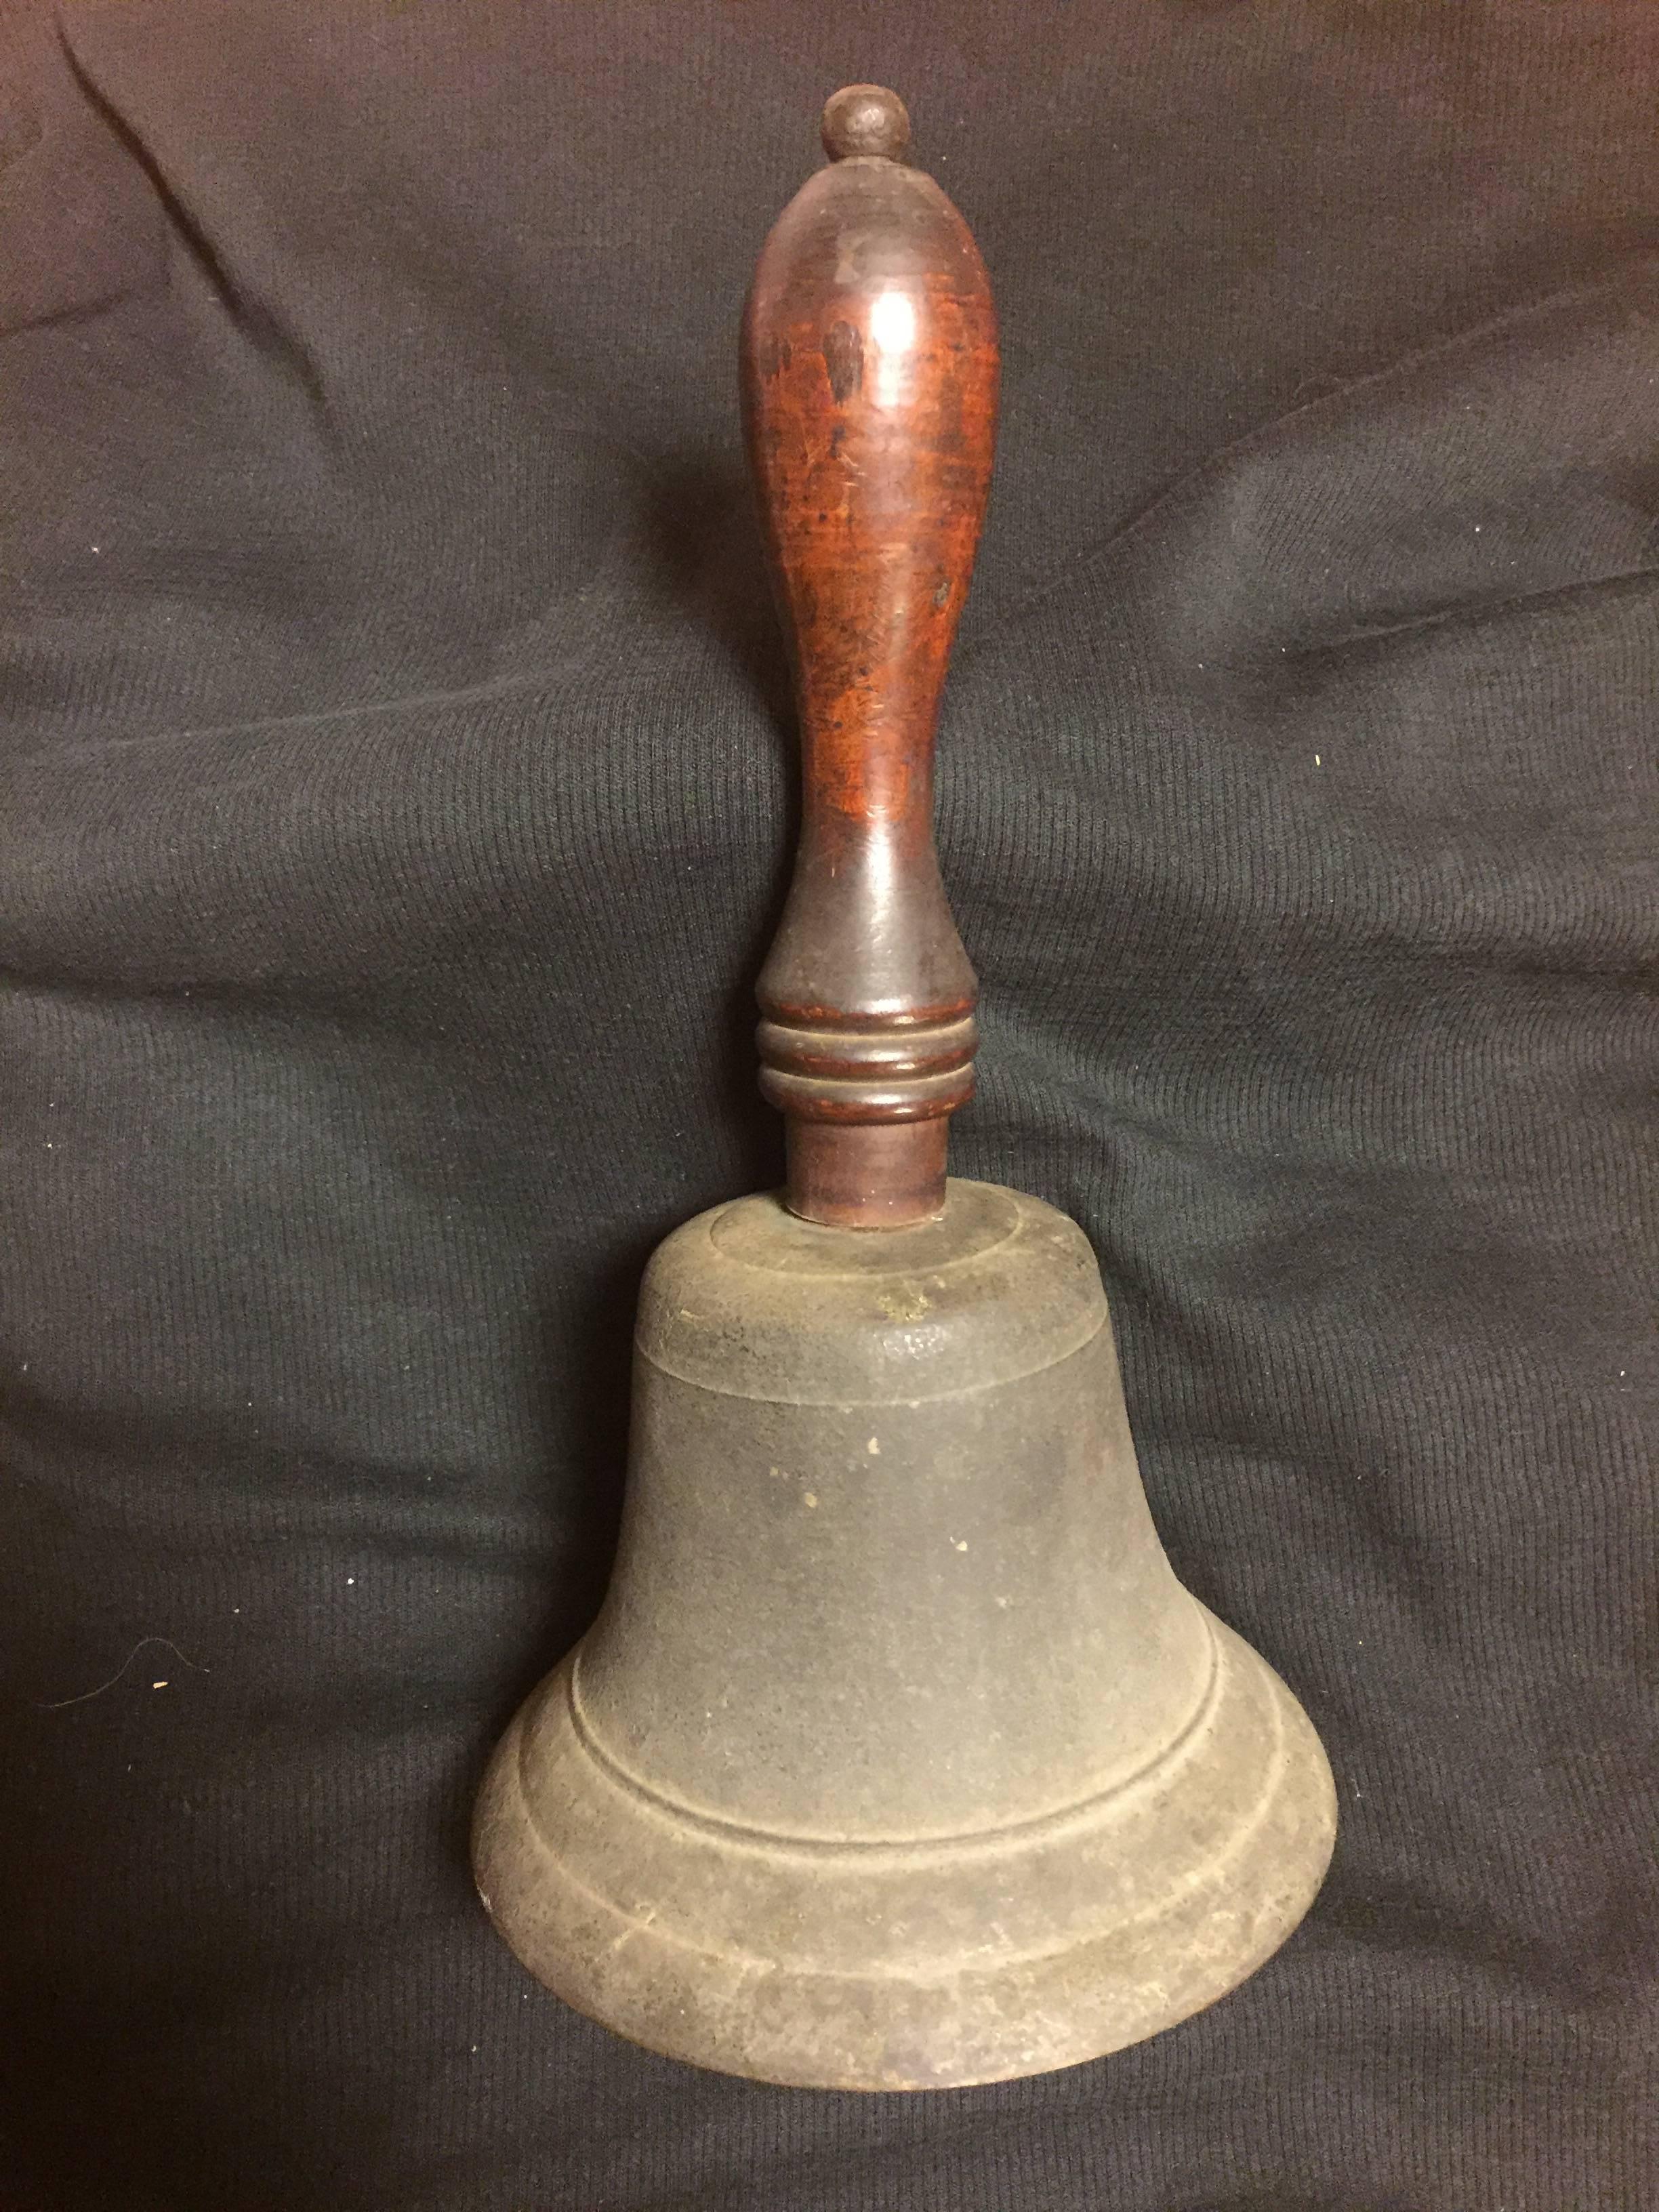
left=474, top=86, right=1335, bottom=2091
left=476, top=1183, right=1334, bottom=2087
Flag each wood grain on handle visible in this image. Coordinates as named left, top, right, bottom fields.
left=742, top=86, right=999, bottom=1228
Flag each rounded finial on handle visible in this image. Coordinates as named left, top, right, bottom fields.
left=821, top=83, right=911, bottom=162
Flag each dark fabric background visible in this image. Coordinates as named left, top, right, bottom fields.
left=1, top=1, right=1655, bottom=2205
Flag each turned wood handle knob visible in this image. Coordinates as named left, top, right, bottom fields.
left=742, top=85, right=999, bottom=1229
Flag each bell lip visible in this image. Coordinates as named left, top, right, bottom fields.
left=471, top=1610, right=1337, bottom=2093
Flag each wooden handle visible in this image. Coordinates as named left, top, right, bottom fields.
left=742, top=85, right=999, bottom=1228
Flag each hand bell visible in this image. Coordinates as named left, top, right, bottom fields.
left=472, top=82, right=1336, bottom=2091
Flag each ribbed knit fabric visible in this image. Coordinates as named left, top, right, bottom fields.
left=2, top=3, right=1655, bottom=2206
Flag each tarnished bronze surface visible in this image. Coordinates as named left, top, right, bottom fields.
left=475, top=1184, right=1336, bottom=2087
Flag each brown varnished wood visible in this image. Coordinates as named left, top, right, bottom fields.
left=742, top=85, right=998, bottom=1227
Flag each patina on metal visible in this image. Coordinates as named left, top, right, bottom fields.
left=472, top=85, right=1336, bottom=2090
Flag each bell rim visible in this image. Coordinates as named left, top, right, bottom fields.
left=471, top=1610, right=1337, bottom=2091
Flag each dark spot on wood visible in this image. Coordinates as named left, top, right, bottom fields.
left=823, top=320, right=864, bottom=405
